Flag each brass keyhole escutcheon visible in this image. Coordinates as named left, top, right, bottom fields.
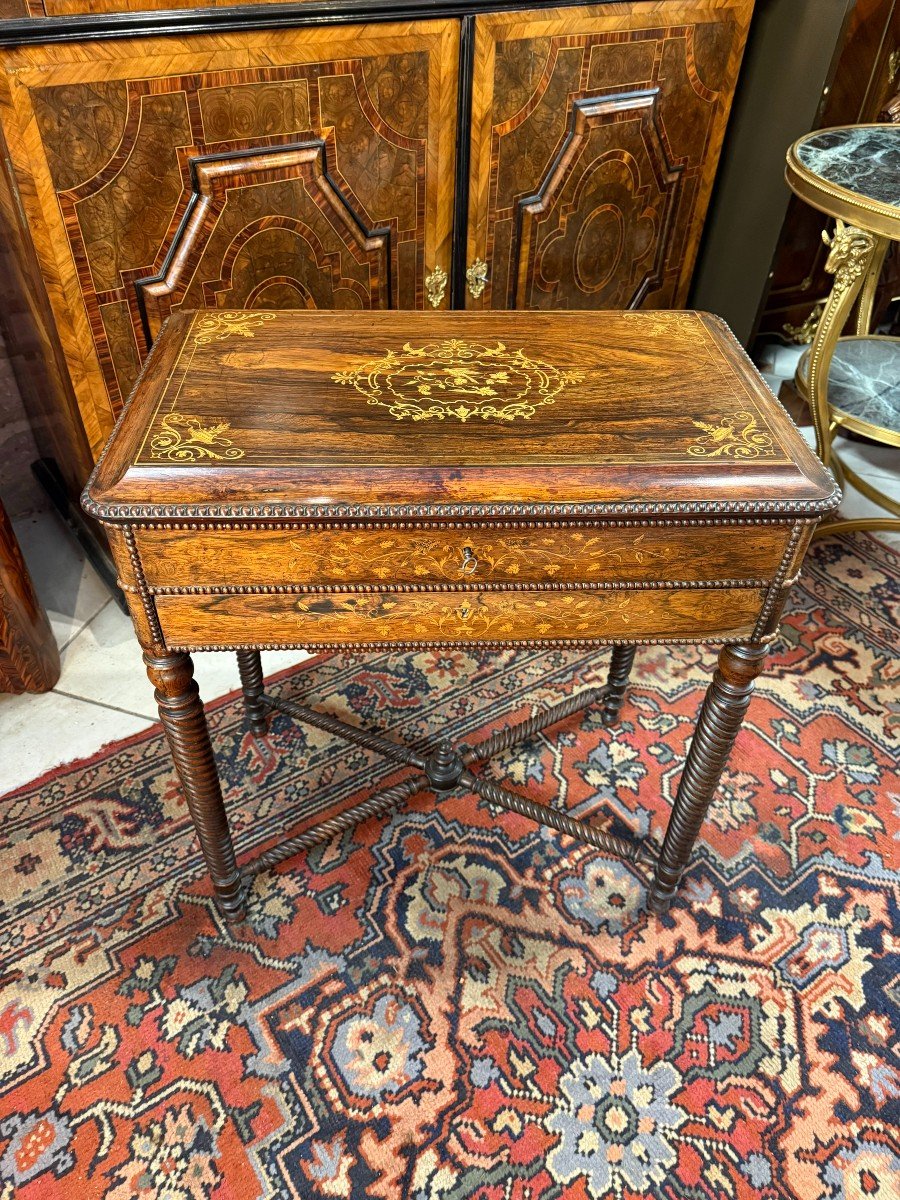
left=460, top=545, right=478, bottom=575
left=466, top=259, right=489, bottom=299
left=425, top=265, right=448, bottom=308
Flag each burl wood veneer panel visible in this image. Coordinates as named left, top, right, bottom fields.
left=467, top=0, right=753, bottom=311
left=136, top=523, right=793, bottom=588
left=155, top=585, right=767, bottom=648
left=0, top=22, right=458, bottom=454
left=0, top=121, right=96, bottom=502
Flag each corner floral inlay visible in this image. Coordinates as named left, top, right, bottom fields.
left=149, top=413, right=245, bottom=463
left=688, top=411, right=776, bottom=460
left=332, top=338, right=584, bottom=423
left=194, top=311, right=276, bottom=344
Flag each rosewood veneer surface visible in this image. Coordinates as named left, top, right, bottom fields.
left=87, top=309, right=833, bottom=513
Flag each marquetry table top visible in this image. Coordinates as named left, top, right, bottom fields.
left=86, top=309, right=836, bottom=521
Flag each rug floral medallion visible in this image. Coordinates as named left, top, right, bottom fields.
left=0, top=534, right=897, bottom=1199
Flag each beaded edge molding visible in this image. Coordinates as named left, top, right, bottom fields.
left=752, top=523, right=805, bottom=642
left=148, top=578, right=772, bottom=596
left=165, top=634, right=778, bottom=653
left=83, top=492, right=842, bottom=522
left=104, top=517, right=819, bottom=531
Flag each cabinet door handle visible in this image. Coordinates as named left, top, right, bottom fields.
left=425, top=265, right=448, bottom=308
left=466, top=259, right=489, bottom=299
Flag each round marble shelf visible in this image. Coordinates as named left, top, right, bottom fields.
left=787, top=125, right=900, bottom=237
left=798, top=336, right=900, bottom=445
left=796, top=127, right=900, bottom=210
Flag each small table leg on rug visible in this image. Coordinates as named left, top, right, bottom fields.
left=144, top=650, right=246, bottom=922
left=648, top=643, right=767, bottom=914
left=602, top=645, right=636, bottom=725
left=236, top=649, right=268, bottom=735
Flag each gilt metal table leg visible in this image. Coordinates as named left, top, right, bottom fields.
left=648, top=643, right=767, bottom=914
left=602, top=645, right=636, bottom=725
left=804, top=220, right=876, bottom=472
left=854, top=233, right=890, bottom=337
left=236, top=649, right=268, bottom=734
left=144, top=650, right=245, bottom=922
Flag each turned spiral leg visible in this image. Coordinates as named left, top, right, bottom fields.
left=236, top=649, right=268, bottom=734
left=648, top=643, right=767, bottom=914
left=602, top=645, right=636, bottom=725
left=145, top=651, right=245, bottom=922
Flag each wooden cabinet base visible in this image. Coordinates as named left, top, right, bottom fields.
left=0, top=497, right=60, bottom=694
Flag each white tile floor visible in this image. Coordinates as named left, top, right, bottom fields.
left=1, top=414, right=896, bottom=797
left=0, top=510, right=308, bottom=794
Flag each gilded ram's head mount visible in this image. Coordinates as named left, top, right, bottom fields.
left=332, top=338, right=584, bottom=423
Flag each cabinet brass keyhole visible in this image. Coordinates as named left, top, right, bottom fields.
left=460, top=546, right=478, bottom=575
left=425, top=265, right=448, bottom=308
left=466, top=260, right=489, bottom=300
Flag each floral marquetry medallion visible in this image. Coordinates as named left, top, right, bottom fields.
left=332, top=339, right=584, bottom=422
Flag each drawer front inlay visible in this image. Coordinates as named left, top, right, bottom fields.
left=156, top=586, right=767, bottom=648
left=137, top=524, right=792, bottom=589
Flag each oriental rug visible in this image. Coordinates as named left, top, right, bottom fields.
left=0, top=533, right=897, bottom=1200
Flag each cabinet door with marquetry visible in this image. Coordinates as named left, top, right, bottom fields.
left=465, top=1, right=753, bottom=311
left=0, top=21, right=458, bottom=455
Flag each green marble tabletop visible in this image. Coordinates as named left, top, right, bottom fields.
left=795, top=126, right=900, bottom=210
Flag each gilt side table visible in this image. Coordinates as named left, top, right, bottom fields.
left=83, top=309, right=838, bottom=922
left=785, top=123, right=900, bottom=537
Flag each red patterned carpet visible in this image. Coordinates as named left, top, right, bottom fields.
left=0, top=533, right=897, bottom=1200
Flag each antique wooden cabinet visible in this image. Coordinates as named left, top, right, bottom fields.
left=0, top=0, right=753, bottom=521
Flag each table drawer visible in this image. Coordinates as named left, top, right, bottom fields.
left=156, top=585, right=767, bottom=648
left=137, top=524, right=792, bottom=589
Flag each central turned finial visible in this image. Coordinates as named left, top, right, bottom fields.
left=424, top=738, right=465, bottom=791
